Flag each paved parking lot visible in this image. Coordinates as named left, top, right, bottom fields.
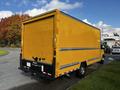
left=0, top=48, right=119, bottom=90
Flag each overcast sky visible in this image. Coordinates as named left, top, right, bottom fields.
left=0, top=0, right=120, bottom=34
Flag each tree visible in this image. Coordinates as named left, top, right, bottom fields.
left=0, top=14, right=30, bottom=47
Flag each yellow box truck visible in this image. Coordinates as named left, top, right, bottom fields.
left=19, top=9, right=104, bottom=79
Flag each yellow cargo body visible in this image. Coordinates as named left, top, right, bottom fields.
left=19, top=9, right=104, bottom=79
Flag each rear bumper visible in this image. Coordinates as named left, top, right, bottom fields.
left=19, top=58, right=55, bottom=79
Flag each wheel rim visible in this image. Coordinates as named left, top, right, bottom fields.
left=102, top=57, right=104, bottom=60
left=80, top=67, right=85, bottom=75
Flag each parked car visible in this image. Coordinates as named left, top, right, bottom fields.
left=102, top=42, right=111, bottom=54
left=112, top=46, right=120, bottom=54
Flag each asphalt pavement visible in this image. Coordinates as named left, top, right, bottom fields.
left=0, top=48, right=36, bottom=90
left=0, top=48, right=119, bottom=90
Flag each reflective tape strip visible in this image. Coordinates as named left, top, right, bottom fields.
left=60, top=57, right=101, bottom=70
left=43, top=72, right=46, bottom=74
left=47, top=73, right=51, bottom=76
left=87, top=57, right=101, bottom=62
left=60, top=62, right=79, bottom=70
left=59, top=47, right=100, bottom=51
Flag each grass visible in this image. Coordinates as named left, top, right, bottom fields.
left=70, top=61, right=120, bottom=90
left=0, top=50, right=9, bottom=56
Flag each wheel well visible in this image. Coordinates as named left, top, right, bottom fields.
left=103, top=54, right=105, bottom=58
left=81, top=61, right=87, bottom=67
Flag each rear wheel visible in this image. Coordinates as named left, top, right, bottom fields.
left=76, top=63, right=86, bottom=78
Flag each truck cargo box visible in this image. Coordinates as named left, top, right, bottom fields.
left=19, top=9, right=104, bottom=79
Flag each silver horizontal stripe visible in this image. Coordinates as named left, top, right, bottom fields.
left=87, top=57, right=101, bottom=62
left=60, top=57, right=101, bottom=70
left=60, top=62, right=79, bottom=70
left=60, top=48, right=99, bottom=51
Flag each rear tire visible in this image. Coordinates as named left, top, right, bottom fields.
left=76, top=63, right=86, bottom=78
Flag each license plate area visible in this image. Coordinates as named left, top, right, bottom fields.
left=32, top=62, right=43, bottom=72
left=32, top=62, right=41, bottom=67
